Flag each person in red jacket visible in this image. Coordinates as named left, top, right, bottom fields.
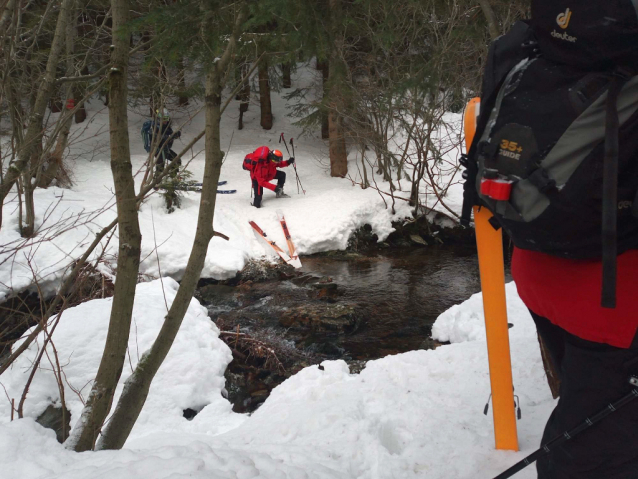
left=512, top=248, right=638, bottom=479
left=243, top=146, right=294, bottom=208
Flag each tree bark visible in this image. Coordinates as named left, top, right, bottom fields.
left=258, top=56, right=272, bottom=130
left=39, top=0, right=77, bottom=189
left=538, top=334, right=561, bottom=399
left=0, top=0, right=17, bottom=34
left=238, top=61, right=250, bottom=130
left=318, top=60, right=329, bottom=139
left=95, top=10, right=244, bottom=451
left=281, top=62, right=291, bottom=88
left=0, top=0, right=73, bottom=206
left=66, top=0, right=141, bottom=452
left=478, top=0, right=500, bottom=40
left=328, top=109, right=347, bottom=177
left=177, top=57, right=189, bottom=106
left=327, top=0, right=348, bottom=177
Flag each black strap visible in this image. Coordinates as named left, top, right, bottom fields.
left=601, top=74, right=629, bottom=308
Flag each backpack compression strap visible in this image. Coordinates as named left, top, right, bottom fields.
left=601, top=72, right=631, bottom=308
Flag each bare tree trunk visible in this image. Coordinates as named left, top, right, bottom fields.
left=39, top=0, right=77, bottom=189
left=478, top=0, right=500, bottom=40
left=66, top=0, right=141, bottom=452
left=238, top=60, right=250, bottom=130
left=328, top=110, right=347, bottom=177
left=0, top=0, right=73, bottom=206
left=177, top=57, right=189, bottom=106
left=327, top=0, right=348, bottom=177
left=281, top=62, right=291, bottom=88
left=0, top=0, right=17, bottom=34
left=74, top=66, right=88, bottom=124
left=95, top=10, right=244, bottom=451
left=538, top=334, right=561, bottom=399
left=21, top=168, right=35, bottom=237
left=318, top=60, right=329, bottom=139
left=258, top=55, right=272, bottom=130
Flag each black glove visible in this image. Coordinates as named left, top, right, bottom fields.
left=175, top=130, right=181, bottom=139
left=288, top=157, right=295, bottom=164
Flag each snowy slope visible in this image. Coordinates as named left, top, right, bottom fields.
left=0, top=281, right=556, bottom=479
left=1, top=62, right=451, bottom=301
left=0, top=279, right=245, bottom=440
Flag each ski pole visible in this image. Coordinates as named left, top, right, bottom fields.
left=493, top=376, right=638, bottom=479
left=289, top=137, right=305, bottom=195
left=280, top=133, right=299, bottom=194
left=280, top=133, right=304, bottom=194
left=279, top=132, right=292, bottom=156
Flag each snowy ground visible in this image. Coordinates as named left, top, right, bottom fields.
left=0, top=281, right=555, bottom=479
left=0, top=62, right=556, bottom=478
left=0, top=62, right=463, bottom=301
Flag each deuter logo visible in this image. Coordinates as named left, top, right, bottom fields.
left=551, top=29, right=577, bottom=43
left=556, top=8, right=572, bottom=29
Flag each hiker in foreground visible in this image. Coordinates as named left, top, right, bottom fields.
left=243, top=146, right=294, bottom=208
left=461, top=1, right=638, bottom=478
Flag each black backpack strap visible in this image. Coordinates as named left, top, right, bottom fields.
left=460, top=21, right=536, bottom=227
left=601, top=71, right=631, bottom=308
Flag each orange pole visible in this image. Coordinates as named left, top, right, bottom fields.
left=464, top=98, right=519, bottom=451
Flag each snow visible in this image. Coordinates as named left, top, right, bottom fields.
left=0, top=280, right=556, bottom=479
left=0, top=62, right=445, bottom=302
left=0, top=279, right=245, bottom=441
left=0, top=61, right=555, bottom=478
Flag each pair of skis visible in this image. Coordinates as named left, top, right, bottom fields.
left=249, top=209, right=301, bottom=268
left=169, top=180, right=236, bottom=194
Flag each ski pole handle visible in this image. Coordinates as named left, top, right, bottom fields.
left=280, top=132, right=292, bottom=156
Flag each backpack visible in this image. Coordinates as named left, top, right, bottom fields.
left=141, top=120, right=153, bottom=152
left=243, top=155, right=257, bottom=172
left=243, top=146, right=270, bottom=173
left=461, top=1, right=638, bottom=308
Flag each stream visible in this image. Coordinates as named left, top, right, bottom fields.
left=197, top=244, right=496, bottom=413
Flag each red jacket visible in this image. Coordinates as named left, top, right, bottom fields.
left=512, top=247, right=638, bottom=348
left=244, top=146, right=292, bottom=191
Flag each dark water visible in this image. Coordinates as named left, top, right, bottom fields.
left=296, top=246, right=483, bottom=358
left=200, top=245, right=492, bottom=411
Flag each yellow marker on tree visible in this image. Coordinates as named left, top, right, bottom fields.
left=464, top=97, right=519, bottom=451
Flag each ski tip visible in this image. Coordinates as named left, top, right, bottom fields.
left=289, top=257, right=302, bottom=269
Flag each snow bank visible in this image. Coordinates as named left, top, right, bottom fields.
left=431, top=282, right=536, bottom=343
left=0, top=282, right=556, bottom=479
left=0, top=279, right=245, bottom=440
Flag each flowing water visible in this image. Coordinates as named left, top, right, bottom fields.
left=297, top=246, right=483, bottom=358
left=198, top=244, right=506, bottom=411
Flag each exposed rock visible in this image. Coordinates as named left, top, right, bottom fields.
left=238, top=259, right=297, bottom=284
left=419, top=337, right=444, bottom=350
left=279, top=303, right=362, bottom=334
left=410, top=234, right=428, bottom=246
left=36, top=404, right=71, bottom=443
left=183, top=408, right=198, bottom=420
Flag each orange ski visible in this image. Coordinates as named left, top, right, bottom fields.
left=249, top=220, right=293, bottom=264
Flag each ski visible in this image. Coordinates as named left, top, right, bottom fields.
left=172, top=180, right=227, bottom=188
left=164, top=185, right=236, bottom=194
left=276, top=209, right=301, bottom=268
left=249, top=221, right=292, bottom=264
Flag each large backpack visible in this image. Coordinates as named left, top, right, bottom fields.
left=461, top=1, right=638, bottom=308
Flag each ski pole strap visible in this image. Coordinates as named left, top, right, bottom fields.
left=493, top=377, right=638, bottom=479
left=601, top=73, right=629, bottom=308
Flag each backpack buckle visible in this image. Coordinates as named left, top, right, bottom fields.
left=481, top=177, right=513, bottom=201
left=528, top=168, right=557, bottom=193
